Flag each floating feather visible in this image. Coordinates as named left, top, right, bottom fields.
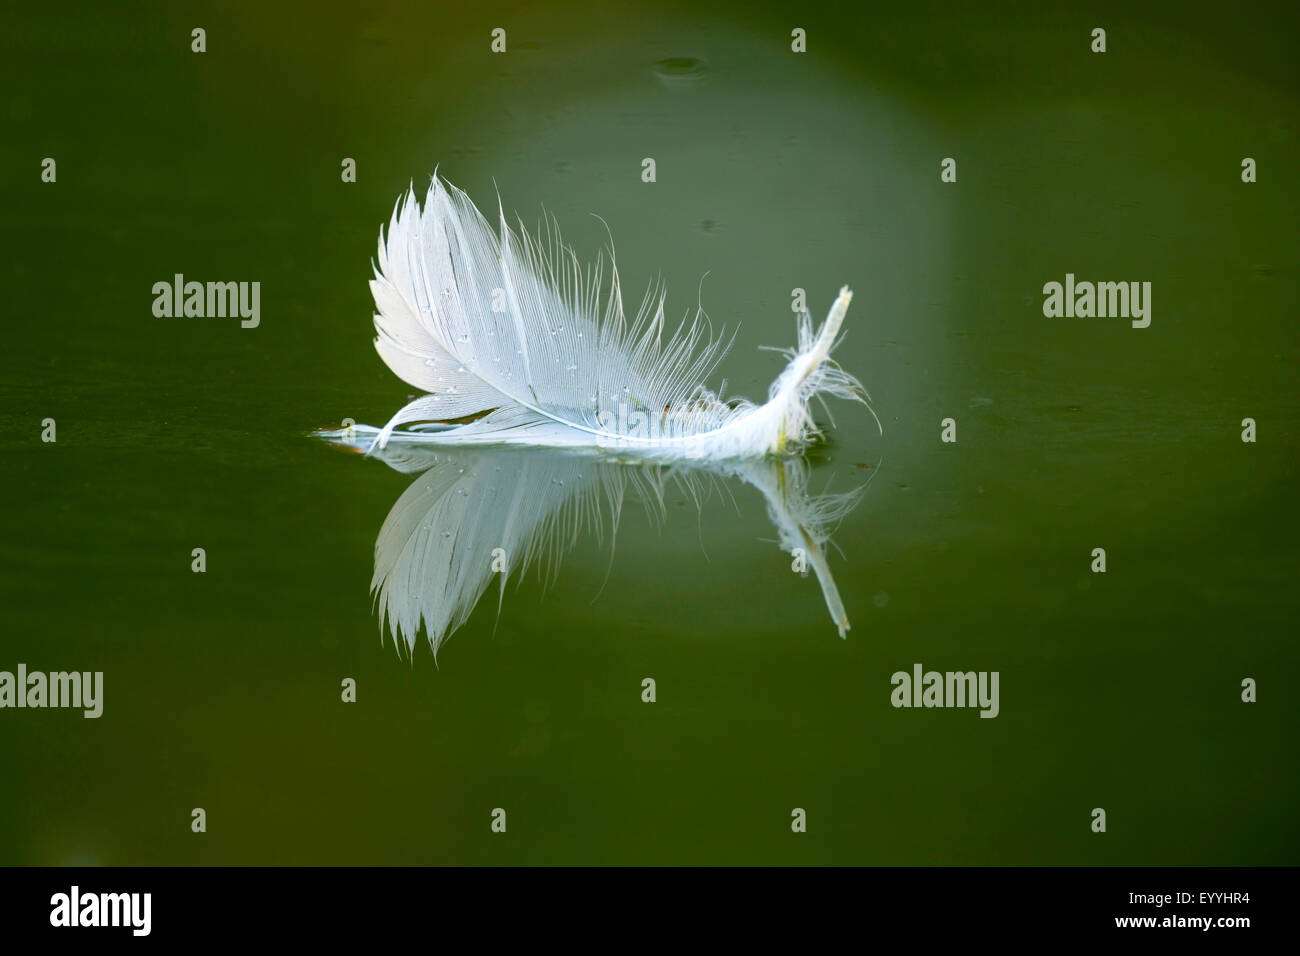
left=358, top=175, right=871, bottom=458
left=316, top=176, right=877, bottom=651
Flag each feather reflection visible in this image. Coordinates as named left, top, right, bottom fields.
left=319, top=425, right=868, bottom=655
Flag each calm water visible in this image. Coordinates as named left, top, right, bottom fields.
left=2, top=1, right=1296, bottom=864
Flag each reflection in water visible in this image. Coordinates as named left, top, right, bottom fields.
left=318, top=426, right=867, bottom=655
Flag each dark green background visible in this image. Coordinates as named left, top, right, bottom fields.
left=1, top=1, right=1296, bottom=864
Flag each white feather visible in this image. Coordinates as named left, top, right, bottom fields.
left=361, top=175, right=871, bottom=458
